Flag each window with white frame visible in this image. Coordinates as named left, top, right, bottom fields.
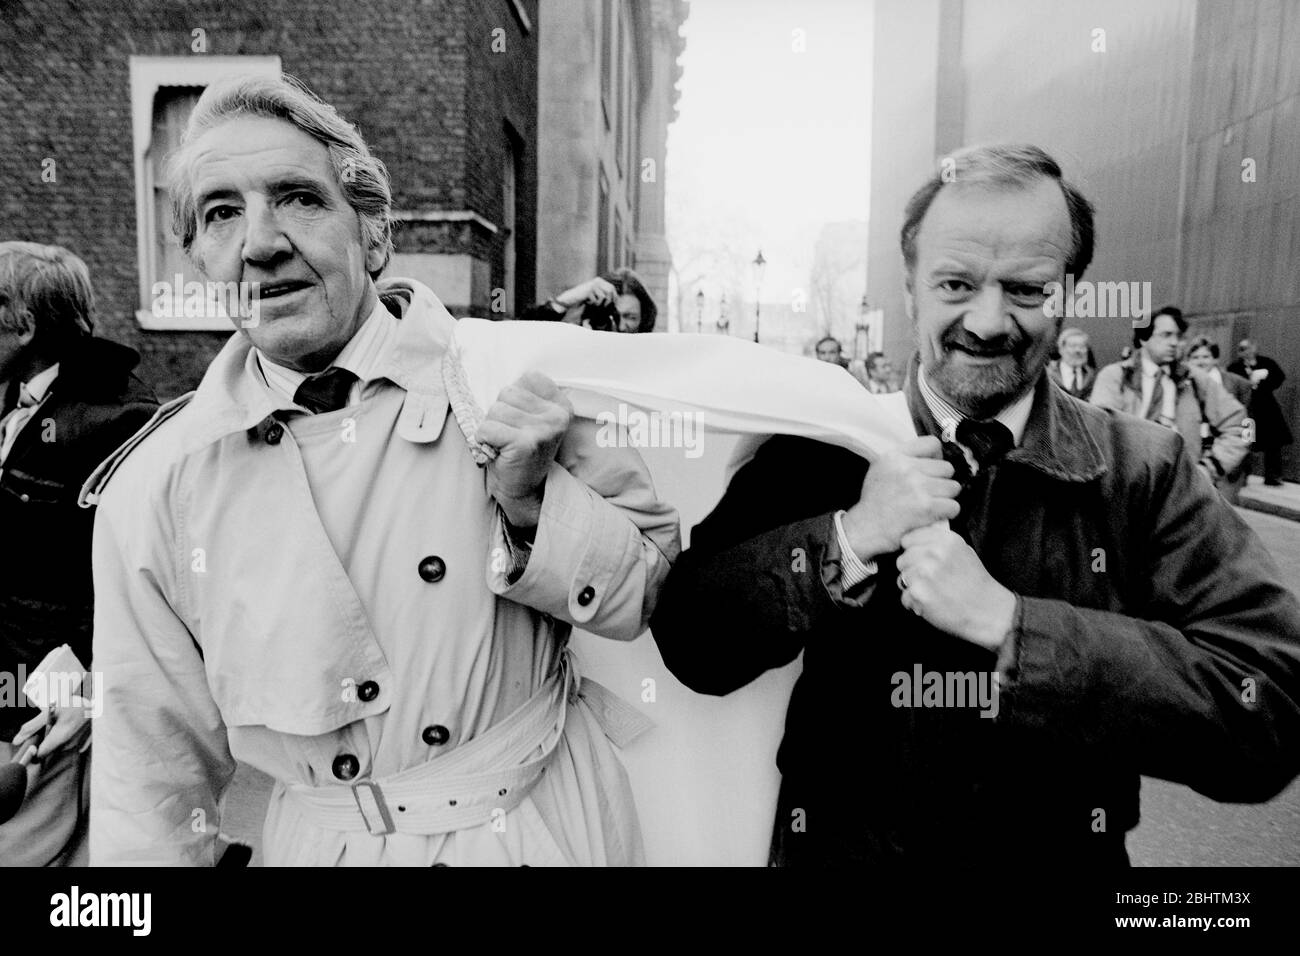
left=129, top=55, right=280, bottom=330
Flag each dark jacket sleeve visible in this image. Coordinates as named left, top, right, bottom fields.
left=649, top=436, right=870, bottom=696
left=1260, top=357, right=1286, bottom=393
left=1000, top=434, right=1300, bottom=802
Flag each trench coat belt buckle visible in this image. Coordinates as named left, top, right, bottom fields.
left=352, top=781, right=396, bottom=836
left=290, top=658, right=656, bottom=836
left=289, top=656, right=575, bottom=836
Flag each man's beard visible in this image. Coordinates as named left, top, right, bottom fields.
left=928, top=325, right=1039, bottom=418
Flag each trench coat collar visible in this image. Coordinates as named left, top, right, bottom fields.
left=904, top=353, right=1107, bottom=484
left=180, top=277, right=454, bottom=453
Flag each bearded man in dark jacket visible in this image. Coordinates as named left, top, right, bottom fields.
left=649, top=145, right=1300, bottom=868
left=0, top=242, right=158, bottom=865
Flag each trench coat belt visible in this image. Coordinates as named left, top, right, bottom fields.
left=282, top=653, right=654, bottom=837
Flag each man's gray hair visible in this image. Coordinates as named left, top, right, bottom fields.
left=900, top=143, right=1096, bottom=282
left=0, top=241, right=95, bottom=346
left=166, top=73, right=394, bottom=278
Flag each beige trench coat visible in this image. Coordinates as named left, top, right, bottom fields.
left=84, top=279, right=680, bottom=866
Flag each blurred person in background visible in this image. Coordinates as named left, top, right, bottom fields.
left=1228, top=338, right=1292, bottom=487
left=814, top=335, right=846, bottom=366
left=1046, top=327, right=1095, bottom=400
left=1187, top=336, right=1252, bottom=503
left=863, top=351, right=897, bottom=394
left=1092, top=306, right=1247, bottom=496
left=520, top=268, right=657, bottom=333
left=0, top=241, right=157, bottom=866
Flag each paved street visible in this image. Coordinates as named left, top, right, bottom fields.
left=1129, top=510, right=1300, bottom=866
left=221, top=446, right=1300, bottom=866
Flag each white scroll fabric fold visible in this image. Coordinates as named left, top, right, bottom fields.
left=450, top=317, right=920, bottom=866
left=450, top=318, right=918, bottom=473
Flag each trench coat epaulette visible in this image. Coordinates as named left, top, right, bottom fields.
left=78, top=391, right=196, bottom=508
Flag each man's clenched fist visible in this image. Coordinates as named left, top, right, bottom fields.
left=840, top=436, right=962, bottom=561
left=476, top=371, right=574, bottom=530
left=896, top=523, right=1017, bottom=650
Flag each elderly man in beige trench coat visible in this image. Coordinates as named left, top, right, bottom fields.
left=82, top=74, right=680, bottom=866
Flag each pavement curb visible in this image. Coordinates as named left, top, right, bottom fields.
left=1238, top=480, right=1300, bottom=522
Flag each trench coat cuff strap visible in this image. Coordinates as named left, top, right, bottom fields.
left=488, top=462, right=628, bottom=625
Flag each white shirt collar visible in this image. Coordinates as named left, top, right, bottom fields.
left=1140, top=351, right=1169, bottom=378
left=255, top=300, right=399, bottom=409
left=22, top=363, right=60, bottom=405
left=916, top=363, right=1033, bottom=447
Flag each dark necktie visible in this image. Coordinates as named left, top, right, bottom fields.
left=293, top=367, right=359, bottom=414
left=1146, top=369, right=1169, bottom=423
left=955, top=418, right=1014, bottom=475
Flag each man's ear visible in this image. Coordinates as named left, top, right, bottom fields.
left=16, top=313, right=36, bottom=348
left=365, top=243, right=387, bottom=277
left=901, top=271, right=916, bottom=323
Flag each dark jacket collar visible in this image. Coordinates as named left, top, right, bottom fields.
left=904, top=354, right=1107, bottom=483
left=51, top=336, right=143, bottom=401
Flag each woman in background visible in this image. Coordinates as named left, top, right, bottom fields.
left=519, top=268, right=658, bottom=333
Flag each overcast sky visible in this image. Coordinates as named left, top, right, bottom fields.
left=665, top=0, right=873, bottom=313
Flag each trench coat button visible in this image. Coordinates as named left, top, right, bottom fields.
left=422, top=725, right=450, bottom=746
left=418, top=555, right=446, bottom=583
left=357, top=680, right=379, bottom=702
left=265, top=423, right=284, bottom=445
left=331, top=753, right=360, bottom=781
left=577, top=585, right=595, bottom=607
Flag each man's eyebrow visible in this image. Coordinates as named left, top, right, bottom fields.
left=268, top=175, right=333, bottom=196
left=195, top=186, right=241, bottom=209
left=927, top=259, right=977, bottom=276
left=195, top=176, right=334, bottom=209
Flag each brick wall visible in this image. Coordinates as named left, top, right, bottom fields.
left=464, top=0, right=538, bottom=315
left=0, top=0, right=537, bottom=398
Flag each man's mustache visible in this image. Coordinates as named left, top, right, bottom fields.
left=941, top=328, right=1028, bottom=357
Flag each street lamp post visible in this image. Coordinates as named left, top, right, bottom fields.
left=752, top=249, right=767, bottom=344
left=856, top=294, right=870, bottom=360
left=695, top=289, right=704, bottom=333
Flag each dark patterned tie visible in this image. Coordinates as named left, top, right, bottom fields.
left=940, top=436, right=974, bottom=487
left=955, top=418, right=1014, bottom=475
left=293, top=367, right=359, bottom=414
